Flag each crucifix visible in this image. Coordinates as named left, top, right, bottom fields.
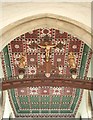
left=38, top=42, right=57, bottom=62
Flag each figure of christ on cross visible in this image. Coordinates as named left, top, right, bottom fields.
left=38, top=42, right=57, bottom=62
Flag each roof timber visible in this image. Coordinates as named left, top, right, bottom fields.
left=1, top=76, right=93, bottom=91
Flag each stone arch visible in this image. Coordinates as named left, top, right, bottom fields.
left=0, top=13, right=93, bottom=51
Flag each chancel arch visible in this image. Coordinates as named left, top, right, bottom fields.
left=0, top=13, right=93, bottom=52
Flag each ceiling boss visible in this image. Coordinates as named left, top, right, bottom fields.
left=17, top=53, right=27, bottom=79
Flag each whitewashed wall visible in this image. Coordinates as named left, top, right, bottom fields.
left=0, top=2, right=91, bottom=29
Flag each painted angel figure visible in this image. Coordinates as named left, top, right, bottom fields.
left=38, top=42, right=57, bottom=62
left=68, top=52, right=76, bottom=69
left=18, top=54, right=26, bottom=68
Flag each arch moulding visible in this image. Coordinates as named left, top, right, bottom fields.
left=0, top=13, right=93, bottom=51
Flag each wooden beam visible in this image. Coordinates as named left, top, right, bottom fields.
left=1, top=77, right=93, bottom=90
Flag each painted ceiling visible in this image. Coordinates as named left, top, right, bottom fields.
left=1, top=28, right=93, bottom=118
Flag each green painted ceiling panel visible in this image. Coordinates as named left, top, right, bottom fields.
left=19, top=96, right=29, bottom=103
left=51, top=110, right=59, bottom=113
left=41, top=104, right=49, bottom=109
left=83, top=44, right=89, bottom=53
left=51, top=104, right=59, bottom=109
left=31, top=104, right=39, bottom=109
left=62, top=96, right=72, bottom=103
left=13, top=102, right=19, bottom=111
left=30, top=96, right=39, bottom=103
left=60, top=110, right=72, bottom=113
left=79, top=44, right=89, bottom=77
left=41, top=96, right=50, bottom=102
left=3, top=46, right=12, bottom=77
left=11, top=89, right=16, bottom=96
left=18, top=110, right=30, bottom=113
left=71, top=99, right=78, bottom=110
left=52, top=96, right=60, bottom=103
left=41, top=110, right=49, bottom=113
left=61, top=104, right=69, bottom=109
left=75, top=89, right=80, bottom=95
left=20, top=104, right=30, bottom=109
left=32, top=110, right=39, bottom=113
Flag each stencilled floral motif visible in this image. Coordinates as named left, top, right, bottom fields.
left=28, top=65, right=37, bottom=75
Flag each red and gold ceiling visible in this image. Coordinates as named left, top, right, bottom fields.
left=1, top=28, right=93, bottom=118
